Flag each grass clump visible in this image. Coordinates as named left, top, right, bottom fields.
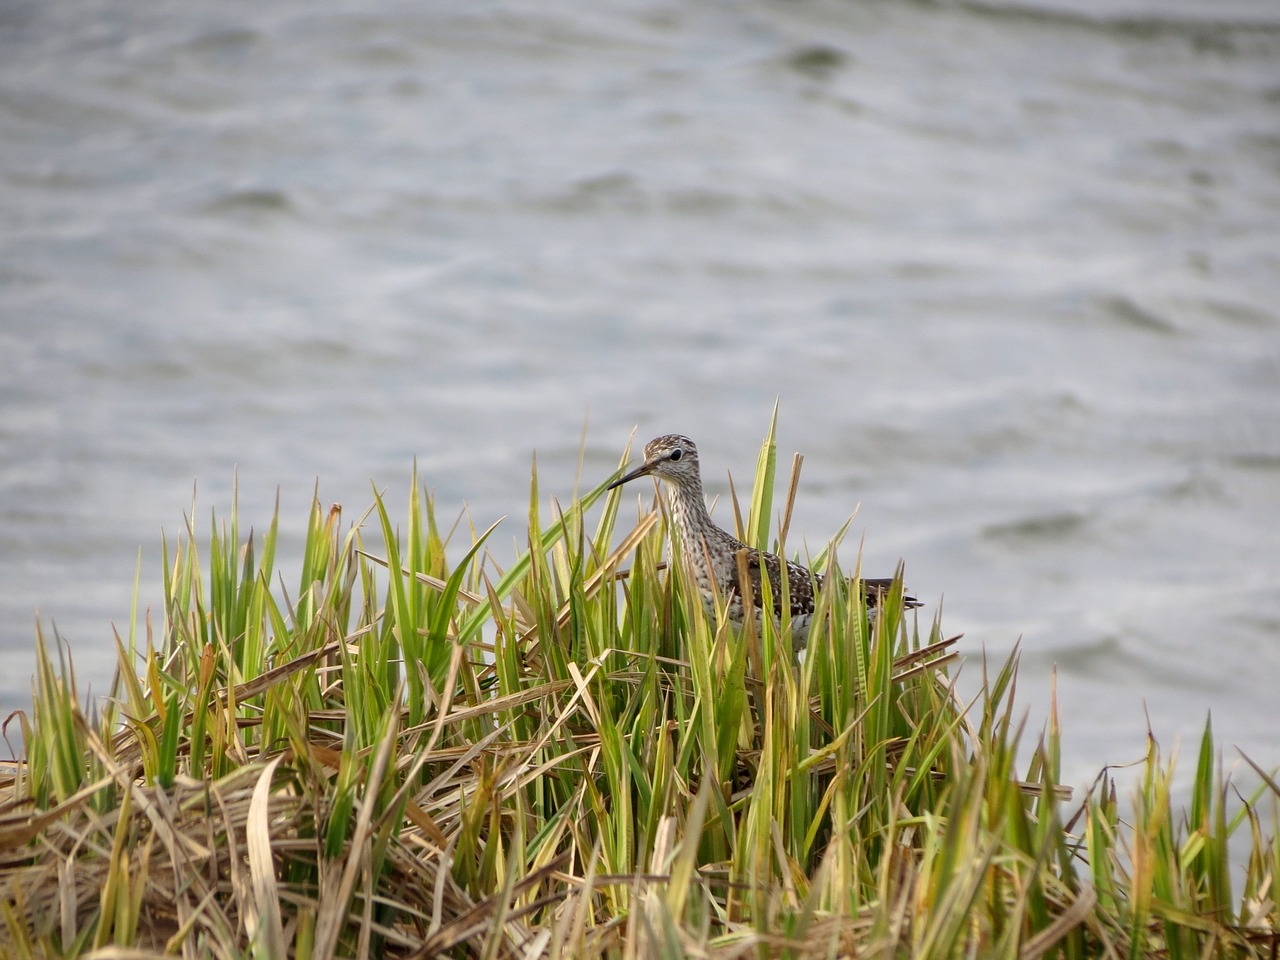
left=1, top=431, right=1277, bottom=959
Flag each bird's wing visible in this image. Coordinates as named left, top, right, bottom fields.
left=735, top=549, right=822, bottom=619
left=857, top=577, right=923, bottom=609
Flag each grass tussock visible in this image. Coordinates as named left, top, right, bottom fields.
left=1, top=427, right=1277, bottom=959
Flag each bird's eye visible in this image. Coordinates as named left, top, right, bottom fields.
left=669, top=448, right=683, bottom=462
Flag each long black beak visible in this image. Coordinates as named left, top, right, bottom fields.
left=606, top=460, right=657, bottom=490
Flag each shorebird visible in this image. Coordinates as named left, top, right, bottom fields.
left=607, top=434, right=921, bottom=647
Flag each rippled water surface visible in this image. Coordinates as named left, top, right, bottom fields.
left=2, top=0, right=1278, bottom=791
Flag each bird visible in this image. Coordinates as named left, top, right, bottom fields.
left=607, top=434, right=921, bottom=648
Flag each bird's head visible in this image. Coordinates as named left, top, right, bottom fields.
left=607, top=434, right=702, bottom=490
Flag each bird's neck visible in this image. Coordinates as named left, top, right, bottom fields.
left=663, top=476, right=720, bottom=552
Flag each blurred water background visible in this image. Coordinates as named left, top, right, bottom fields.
left=2, top=0, right=1277, bottom=798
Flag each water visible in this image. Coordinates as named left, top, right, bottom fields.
left=1, top=0, right=1277, bottom=797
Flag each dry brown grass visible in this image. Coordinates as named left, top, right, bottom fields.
left=1, top=442, right=1276, bottom=959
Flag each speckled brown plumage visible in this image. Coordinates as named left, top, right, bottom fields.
left=607, top=434, right=921, bottom=647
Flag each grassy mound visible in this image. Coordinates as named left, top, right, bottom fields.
left=2, top=430, right=1276, bottom=959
